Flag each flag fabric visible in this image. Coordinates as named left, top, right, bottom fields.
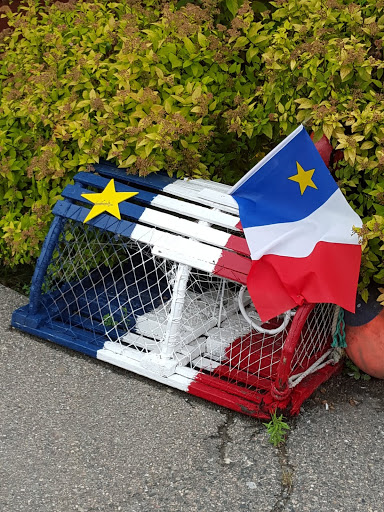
left=230, top=125, right=362, bottom=322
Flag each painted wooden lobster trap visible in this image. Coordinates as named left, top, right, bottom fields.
left=12, top=163, right=342, bottom=418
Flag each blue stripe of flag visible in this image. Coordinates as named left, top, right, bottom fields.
left=231, top=127, right=338, bottom=227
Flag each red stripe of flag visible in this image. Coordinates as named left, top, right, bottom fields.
left=247, top=241, right=361, bottom=322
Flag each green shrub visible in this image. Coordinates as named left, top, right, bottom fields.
left=0, top=0, right=273, bottom=265
left=216, top=0, right=384, bottom=298
left=1, top=0, right=384, bottom=300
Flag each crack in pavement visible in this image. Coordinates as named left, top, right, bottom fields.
left=270, top=441, right=295, bottom=512
left=217, top=411, right=234, bottom=466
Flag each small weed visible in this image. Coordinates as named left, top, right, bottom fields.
left=263, top=411, right=290, bottom=447
left=21, top=283, right=31, bottom=296
left=281, top=468, right=294, bottom=490
left=345, top=358, right=371, bottom=381
left=103, top=307, right=130, bottom=328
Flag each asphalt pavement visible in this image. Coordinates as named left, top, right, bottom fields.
left=1, top=284, right=383, bottom=512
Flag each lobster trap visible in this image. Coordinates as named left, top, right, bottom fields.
left=12, top=164, right=342, bottom=418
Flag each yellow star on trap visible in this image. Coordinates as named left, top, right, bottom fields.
left=81, top=179, right=138, bottom=224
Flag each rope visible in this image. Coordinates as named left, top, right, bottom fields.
left=331, top=306, right=347, bottom=348
left=288, top=349, right=333, bottom=388
left=270, top=383, right=292, bottom=401
left=331, top=305, right=340, bottom=336
left=288, top=344, right=345, bottom=388
left=238, top=285, right=292, bottom=335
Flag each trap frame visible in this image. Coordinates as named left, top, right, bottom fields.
left=12, top=163, right=342, bottom=418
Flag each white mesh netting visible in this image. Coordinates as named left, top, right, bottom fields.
left=39, top=219, right=336, bottom=389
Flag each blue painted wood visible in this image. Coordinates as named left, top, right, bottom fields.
left=95, top=162, right=177, bottom=191
left=17, top=233, right=172, bottom=351
left=52, top=200, right=138, bottom=238
left=55, top=311, right=124, bottom=341
left=74, top=172, right=158, bottom=204
left=62, top=184, right=147, bottom=222
left=11, top=312, right=103, bottom=357
left=29, top=216, right=66, bottom=316
left=12, top=304, right=48, bottom=329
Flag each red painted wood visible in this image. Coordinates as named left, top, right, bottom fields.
left=193, top=372, right=264, bottom=404
left=213, top=250, right=251, bottom=284
left=225, top=234, right=250, bottom=257
left=275, top=304, right=314, bottom=388
left=212, top=366, right=273, bottom=391
left=289, top=361, right=343, bottom=415
left=188, top=380, right=270, bottom=419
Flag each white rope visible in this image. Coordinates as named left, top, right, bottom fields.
left=288, top=305, right=344, bottom=388
left=288, top=349, right=333, bottom=388
left=238, top=285, right=292, bottom=335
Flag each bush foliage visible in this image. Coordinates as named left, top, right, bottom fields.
left=0, top=0, right=383, bottom=299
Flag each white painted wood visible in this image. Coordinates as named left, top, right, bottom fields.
left=119, top=332, right=160, bottom=351
left=176, top=338, right=205, bottom=356
left=205, top=315, right=252, bottom=360
left=175, top=365, right=200, bottom=379
left=174, top=341, right=204, bottom=367
left=140, top=351, right=178, bottom=377
left=150, top=195, right=240, bottom=231
left=103, top=341, right=146, bottom=360
left=163, top=181, right=239, bottom=214
left=160, top=263, right=191, bottom=357
left=134, top=314, right=167, bottom=340
left=191, top=356, right=221, bottom=372
left=151, top=244, right=216, bottom=273
left=138, top=207, right=235, bottom=252
left=129, top=224, right=221, bottom=271
left=97, top=347, right=192, bottom=391
left=197, top=188, right=239, bottom=210
left=187, top=178, right=232, bottom=193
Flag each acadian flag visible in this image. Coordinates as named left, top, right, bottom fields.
left=230, top=125, right=362, bottom=322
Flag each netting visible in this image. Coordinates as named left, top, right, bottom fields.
left=37, top=218, right=336, bottom=395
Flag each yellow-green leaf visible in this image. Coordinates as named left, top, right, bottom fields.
left=183, top=37, right=196, bottom=55
left=197, top=32, right=207, bottom=47
left=234, top=36, right=249, bottom=49
left=262, top=123, right=273, bottom=139
left=295, top=98, right=314, bottom=109
left=121, top=155, right=137, bottom=167
left=340, top=66, right=352, bottom=81
left=361, top=141, right=374, bottom=150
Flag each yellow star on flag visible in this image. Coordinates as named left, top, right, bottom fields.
left=81, top=179, right=138, bottom=224
left=288, top=161, right=318, bottom=195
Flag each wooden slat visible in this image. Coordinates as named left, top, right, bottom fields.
left=75, top=172, right=241, bottom=231
left=161, top=181, right=239, bottom=215
left=189, top=178, right=232, bottom=193
left=95, top=162, right=177, bottom=190
left=97, top=347, right=194, bottom=392
left=197, top=188, right=239, bottom=210
left=62, top=184, right=249, bottom=255
left=53, top=201, right=250, bottom=283
left=193, top=372, right=264, bottom=404
left=188, top=378, right=269, bottom=418
left=95, top=163, right=240, bottom=215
